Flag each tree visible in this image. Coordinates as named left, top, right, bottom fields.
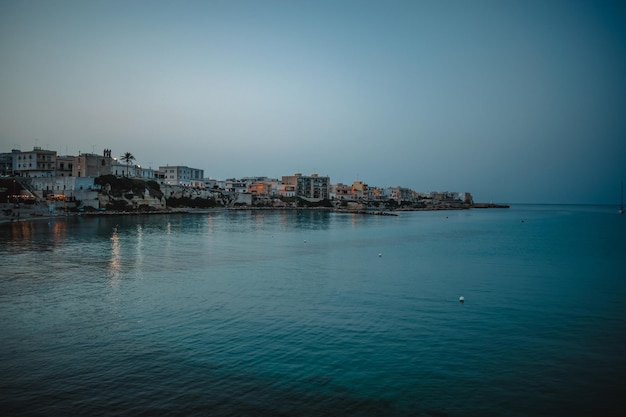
left=120, top=152, right=135, bottom=177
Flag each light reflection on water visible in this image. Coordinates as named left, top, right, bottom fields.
left=134, top=224, right=143, bottom=272
left=108, top=226, right=121, bottom=287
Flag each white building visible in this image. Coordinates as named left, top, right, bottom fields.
left=203, top=178, right=219, bottom=189
left=224, top=178, right=249, bottom=193
left=137, top=166, right=155, bottom=179
left=159, top=165, right=204, bottom=186
left=15, top=147, right=57, bottom=177
left=111, top=159, right=139, bottom=177
left=29, top=176, right=100, bottom=199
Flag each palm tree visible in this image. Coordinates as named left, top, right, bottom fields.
left=120, top=152, right=136, bottom=177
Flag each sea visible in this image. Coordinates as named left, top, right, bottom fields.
left=1, top=205, right=625, bottom=417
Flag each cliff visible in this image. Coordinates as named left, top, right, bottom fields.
left=95, top=175, right=166, bottom=211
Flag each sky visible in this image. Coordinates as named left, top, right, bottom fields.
left=1, top=0, right=625, bottom=204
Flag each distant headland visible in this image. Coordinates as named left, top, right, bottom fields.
left=1, top=147, right=508, bottom=223
left=1, top=174, right=508, bottom=224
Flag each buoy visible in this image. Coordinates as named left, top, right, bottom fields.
left=378, top=253, right=382, bottom=257
left=459, top=296, right=465, bottom=303
left=304, top=240, right=307, bottom=243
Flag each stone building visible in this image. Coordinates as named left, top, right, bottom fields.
left=73, top=149, right=113, bottom=177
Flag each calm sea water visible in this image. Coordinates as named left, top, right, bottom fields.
left=1, top=205, right=625, bottom=416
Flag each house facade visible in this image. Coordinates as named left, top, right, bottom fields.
left=295, top=173, right=330, bottom=201
left=159, top=165, right=204, bottom=186
left=15, top=147, right=57, bottom=177
left=74, top=150, right=113, bottom=177
left=0, top=149, right=20, bottom=175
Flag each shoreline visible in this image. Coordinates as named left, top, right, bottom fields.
left=0, top=203, right=509, bottom=226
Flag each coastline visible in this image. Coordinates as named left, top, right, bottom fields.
left=0, top=203, right=509, bottom=226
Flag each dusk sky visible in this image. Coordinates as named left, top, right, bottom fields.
left=1, top=0, right=625, bottom=204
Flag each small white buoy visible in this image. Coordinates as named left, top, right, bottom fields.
left=378, top=253, right=382, bottom=257
left=459, top=296, right=465, bottom=303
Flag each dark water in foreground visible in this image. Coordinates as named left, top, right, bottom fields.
left=1, top=205, right=625, bottom=416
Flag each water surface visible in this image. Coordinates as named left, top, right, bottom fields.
left=1, top=206, right=625, bottom=416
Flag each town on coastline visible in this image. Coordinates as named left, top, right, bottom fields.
left=0, top=146, right=508, bottom=222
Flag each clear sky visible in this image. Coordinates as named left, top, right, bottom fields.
left=1, top=0, right=625, bottom=204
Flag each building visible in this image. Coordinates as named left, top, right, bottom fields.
left=247, top=182, right=269, bottom=195
left=224, top=178, right=249, bottom=193
left=136, top=166, right=155, bottom=179
left=430, top=191, right=463, bottom=202
left=74, top=149, right=113, bottom=177
left=276, top=183, right=296, bottom=197
left=387, top=186, right=417, bottom=203
left=352, top=180, right=369, bottom=200
left=368, top=187, right=387, bottom=200
left=283, top=173, right=330, bottom=201
left=281, top=174, right=300, bottom=190
left=0, top=149, right=20, bottom=175
left=159, top=165, right=204, bottom=186
left=55, top=155, right=74, bottom=177
left=30, top=176, right=99, bottom=198
left=331, top=183, right=355, bottom=200
left=203, top=178, right=220, bottom=189
left=246, top=177, right=281, bottom=196
left=111, top=160, right=133, bottom=177
left=330, top=180, right=378, bottom=201
left=14, top=147, right=57, bottom=177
